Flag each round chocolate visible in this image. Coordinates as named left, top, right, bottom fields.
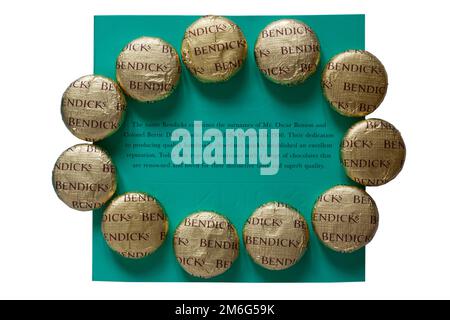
left=243, top=202, right=309, bottom=270
left=173, top=211, right=239, bottom=278
left=254, top=19, right=320, bottom=85
left=61, top=75, right=126, bottom=142
left=341, top=118, right=406, bottom=186
left=181, top=15, right=248, bottom=83
left=116, top=36, right=181, bottom=102
left=312, top=185, right=379, bottom=253
left=322, top=50, right=388, bottom=117
left=52, top=144, right=116, bottom=211
left=102, top=192, right=168, bottom=259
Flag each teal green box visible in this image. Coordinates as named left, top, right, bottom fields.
left=93, top=15, right=365, bottom=282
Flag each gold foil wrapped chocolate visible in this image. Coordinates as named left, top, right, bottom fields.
left=102, top=192, right=168, bottom=259
left=341, top=118, right=406, bottom=186
left=181, top=15, right=248, bottom=82
left=116, top=36, right=181, bottom=102
left=173, top=211, right=239, bottom=278
left=61, top=75, right=126, bottom=142
left=322, top=50, right=388, bottom=117
left=243, top=202, right=309, bottom=270
left=312, top=185, right=379, bottom=253
left=254, top=19, right=320, bottom=85
left=52, top=144, right=116, bottom=211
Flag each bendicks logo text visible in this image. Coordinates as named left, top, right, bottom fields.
left=170, top=121, right=280, bottom=176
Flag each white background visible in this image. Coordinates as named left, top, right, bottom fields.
left=0, top=0, right=448, bottom=300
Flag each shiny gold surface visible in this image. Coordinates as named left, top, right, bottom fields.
left=102, top=192, right=168, bottom=259
left=61, top=75, right=126, bottom=142
left=181, top=15, right=248, bottom=82
left=312, top=185, right=379, bottom=253
left=254, top=19, right=320, bottom=85
left=322, top=50, right=388, bottom=117
left=52, top=144, right=116, bottom=211
left=173, top=211, right=239, bottom=278
left=116, top=36, right=181, bottom=102
left=243, top=202, right=309, bottom=270
left=341, top=118, right=406, bottom=186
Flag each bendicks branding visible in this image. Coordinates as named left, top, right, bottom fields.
left=171, top=121, right=280, bottom=175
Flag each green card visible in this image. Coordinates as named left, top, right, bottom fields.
left=93, top=15, right=365, bottom=282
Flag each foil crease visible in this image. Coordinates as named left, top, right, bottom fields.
left=181, top=16, right=248, bottom=83
left=61, top=75, right=126, bottom=142
left=312, top=185, right=379, bottom=253
left=254, top=19, right=321, bottom=85
left=341, top=118, right=406, bottom=186
left=101, top=192, right=168, bottom=259
left=173, top=211, right=239, bottom=279
left=322, top=50, right=388, bottom=117
left=52, top=144, right=117, bottom=211
left=243, top=202, right=309, bottom=271
left=116, top=37, right=181, bottom=102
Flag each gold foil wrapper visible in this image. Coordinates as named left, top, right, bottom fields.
left=102, top=192, right=168, bottom=259
left=254, top=19, right=320, bottom=85
left=322, top=50, right=388, bottom=117
left=341, top=118, right=406, bottom=186
left=173, top=211, right=239, bottom=278
left=312, top=185, right=379, bottom=253
left=52, top=144, right=116, bottom=211
left=116, top=37, right=181, bottom=102
left=243, top=202, right=309, bottom=270
left=181, top=15, right=248, bottom=83
left=61, top=75, right=126, bottom=142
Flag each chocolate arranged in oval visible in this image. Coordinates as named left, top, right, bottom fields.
left=341, top=118, right=406, bottom=186
left=243, top=202, right=309, bottom=270
left=116, top=36, right=181, bottom=102
left=173, top=211, right=239, bottom=278
left=61, top=75, right=126, bottom=142
left=102, top=192, right=168, bottom=259
left=181, top=15, right=248, bottom=83
left=322, top=50, right=388, bottom=117
left=254, top=19, right=320, bottom=85
left=312, top=185, right=379, bottom=253
left=52, top=144, right=116, bottom=211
